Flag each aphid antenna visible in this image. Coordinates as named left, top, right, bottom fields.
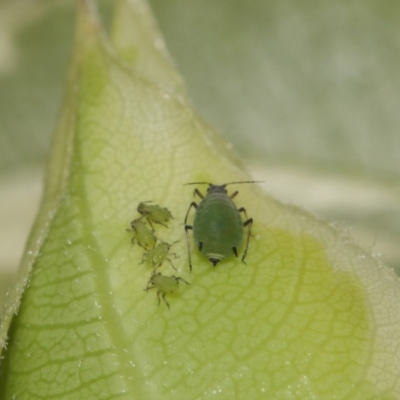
left=184, top=180, right=264, bottom=187
left=183, top=182, right=212, bottom=186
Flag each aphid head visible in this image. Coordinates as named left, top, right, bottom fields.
left=207, top=184, right=227, bottom=195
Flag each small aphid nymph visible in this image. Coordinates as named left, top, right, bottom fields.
left=184, top=180, right=261, bottom=270
left=142, top=240, right=179, bottom=270
left=137, top=201, right=173, bottom=229
left=127, top=218, right=157, bottom=250
left=145, top=272, right=190, bottom=308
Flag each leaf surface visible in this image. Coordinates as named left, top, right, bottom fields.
left=0, top=1, right=399, bottom=399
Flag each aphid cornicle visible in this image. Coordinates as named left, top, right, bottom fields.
left=127, top=218, right=157, bottom=250
left=145, top=272, right=190, bottom=308
left=137, top=201, right=173, bottom=229
left=184, top=181, right=261, bottom=271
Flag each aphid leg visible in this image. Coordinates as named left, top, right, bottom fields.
left=237, top=207, right=249, bottom=220
left=193, top=188, right=205, bottom=199
left=198, top=241, right=203, bottom=251
left=127, top=226, right=137, bottom=245
left=169, top=251, right=180, bottom=270
left=241, top=218, right=254, bottom=264
left=184, top=202, right=198, bottom=224
left=153, top=262, right=162, bottom=271
left=229, top=190, right=239, bottom=200
left=140, top=253, right=147, bottom=265
left=146, top=219, right=156, bottom=231
left=145, top=282, right=155, bottom=292
left=150, top=219, right=169, bottom=228
left=156, top=290, right=162, bottom=305
left=160, top=291, right=170, bottom=308
left=185, top=225, right=193, bottom=272
left=169, top=240, right=180, bottom=248
left=138, top=241, right=147, bottom=251
left=184, top=202, right=198, bottom=272
left=176, top=277, right=190, bottom=286
left=166, top=258, right=178, bottom=271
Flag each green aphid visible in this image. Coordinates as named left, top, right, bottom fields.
left=145, top=272, right=190, bottom=308
left=142, top=240, right=179, bottom=270
left=184, top=180, right=262, bottom=270
left=137, top=201, right=173, bottom=229
left=127, top=218, right=157, bottom=250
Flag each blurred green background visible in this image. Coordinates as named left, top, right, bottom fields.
left=1, top=0, right=400, bottom=308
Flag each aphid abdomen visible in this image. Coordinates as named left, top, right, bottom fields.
left=184, top=180, right=260, bottom=269
left=193, top=192, right=243, bottom=262
left=129, top=219, right=157, bottom=250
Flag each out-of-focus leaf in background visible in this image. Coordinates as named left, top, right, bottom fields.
left=1, top=0, right=400, bottom=306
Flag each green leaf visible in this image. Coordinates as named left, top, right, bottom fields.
left=1, top=0, right=400, bottom=399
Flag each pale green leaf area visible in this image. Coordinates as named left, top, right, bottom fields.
left=0, top=0, right=400, bottom=399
